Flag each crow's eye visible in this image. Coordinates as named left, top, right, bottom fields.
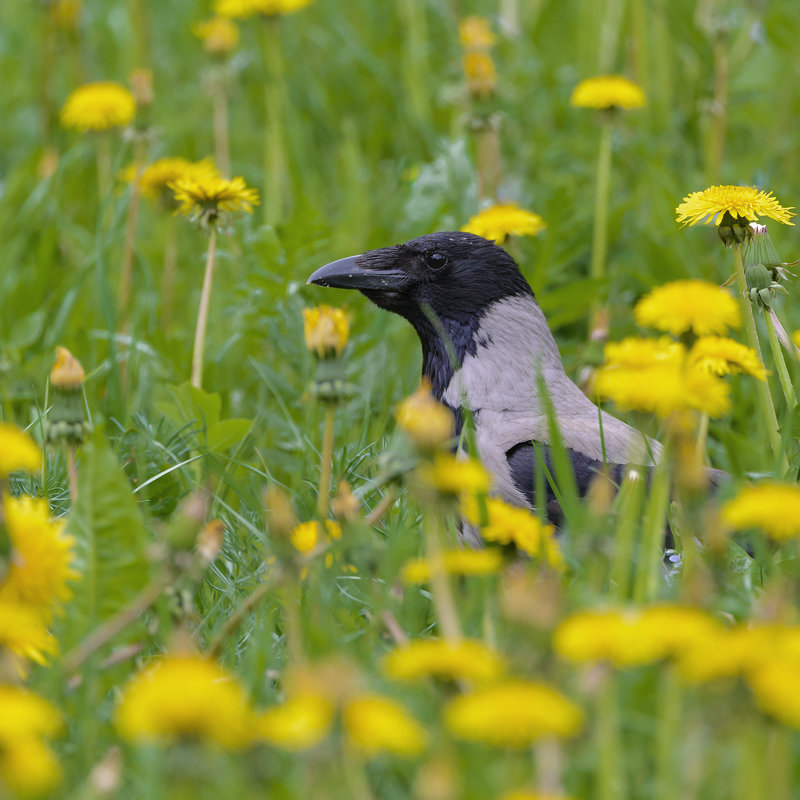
left=425, top=252, right=449, bottom=271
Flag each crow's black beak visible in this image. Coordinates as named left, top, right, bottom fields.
left=307, top=255, right=410, bottom=291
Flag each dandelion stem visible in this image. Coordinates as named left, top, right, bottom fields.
left=654, top=666, right=681, bottom=800
left=633, top=437, right=671, bottom=604
left=211, top=71, right=231, bottom=178
left=694, top=412, right=710, bottom=462
left=475, top=117, right=501, bottom=203
left=317, top=407, right=335, bottom=517
left=262, top=18, right=286, bottom=227
left=282, top=566, right=305, bottom=665
left=119, top=140, right=145, bottom=329
left=95, top=132, right=112, bottom=212
left=191, top=227, right=218, bottom=389
left=66, top=445, right=79, bottom=504
left=596, top=669, right=626, bottom=800
left=589, top=117, right=613, bottom=331
left=732, top=245, right=784, bottom=465
left=422, top=513, right=462, bottom=642
left=160, top=215, right=178, bottom=331
left=611, top=469, right=645, bottom=601
left=763, top=310, right=797, bottom=408
left=398, top=0, right=430, bottom=125
left=364, top=489, right=396, bottom=526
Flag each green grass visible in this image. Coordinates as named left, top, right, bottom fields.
left=3, top=0, right=800, bottom=798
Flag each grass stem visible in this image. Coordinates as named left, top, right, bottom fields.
left=317, top=407, right=335, bottom=517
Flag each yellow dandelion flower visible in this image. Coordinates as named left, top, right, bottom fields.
left=689, top=336, right=767, bottom=380
left=444, top=680, right=583, bottom=747
left=602, top=336, right=684, bottom=369
left=60, top=81, right=136, bottom=132
left=289, top=520, right=341, bottom=555
left=401, top=548, right=503, bottom=583
left=595, top=359, right=730, bottom=418
left=418, top=453, right=491, bottom=496
left=747, top=659, right=800, bottom=728
left=0, top=686, right=62, bottom=797
left=570, top=75, right=646, bottom=110
left=0, top=736, right=62, bottom=797
left=462, top=496, right=561, bottom=564
left=462, top=203, right=546, bottom=244
left=635, top=280, right=740, bottom=336
left=721, top=483, right=800, bottom=541
left=302, top=305, right=350, bottom=358
left=343, top=694, right=427, bottom=757
left=0, top=424, right=41, bottom=477
left=0, top=603, right=58, bottom=666
left=256, top=694, right=334, bottom=751
left=459, top=16, right=496, bottom=50
left=383, top=638, right=504, bottom=683
left=215, top=0, right=313, bottom=18
left=676, top=185, right=794, bottom=227
left=462, top=51, right=497, bottom=97
left=1, top=496, right=79, bottom=619
left=115, top=654, right=254, bottom=748
left=554, top=606, right=723, bottom=669
left=193, top=17, right=240, bottom=55
left=395, top=379, right=454, bottom=451
left=126, top=157, right=219, bottom=203
left=50, top=0, right=81, bottom=30
left=170, top=174, right=259, bottom=225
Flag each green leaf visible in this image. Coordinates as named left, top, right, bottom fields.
left=155, top=381, right=222, bottom=431
left=62, top=431, right=150, bottom=647
left=206, top=418, right=253, bottom=452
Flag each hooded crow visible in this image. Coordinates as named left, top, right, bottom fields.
left=308, top=231, right=661, bottom=524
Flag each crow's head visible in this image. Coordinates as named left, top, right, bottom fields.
left=307, top=231, right=532, bottom=329
left=308, top=231, right=536, bottom=401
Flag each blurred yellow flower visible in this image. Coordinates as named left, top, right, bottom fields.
left=50, top=346, right=85, bottom=390
left=302, top=305, right=351, bottom=358
left=383, top=638, right=504, bottom=683
left=747, top=659, right=800, bottom=727
left=60, top=81, right=136, bottom=132
left=459, top=16, right=496, bottom=50
left=462, top=203, right=546, bottom=244
left=462, top=496, right=562, bottom=566
left=676, top=185, right=794, bottom=227
left=462, top=51, right=497, bottom=97
left=444, top=680, right=583, bottom=747
left=290, top=519, right=342, bottom=555
left=126, top=157, right=219, bottom=203
left=215, top=0, right=313, bottom=18
left=635, top=280, right=740, bottom=336
left=395, top=379, right=454, bottom=451
left=0, top=603, right=58, bottom=666
left=256, top=694, right=334, bottom=750
left=595, top=356, right=730, bottom=418
left=721, top=483, right=800, bottom=540
left=418, top=453, right=490, bottom=496
left=343, top=694, right=427, bottom=757
left=602, top=336, right=683, bottom=369
left=689, top=336, right=767, bottom=380
left=401, top=548, right=503, bottom=583
left=193, top=17, right=240, bottom=55
left=171, top=174, right=259, bottom=224
left=115, top=654, right=254, bottom=747
left=0, top=686, right=62, bottom=797
left=570, top=75, right=645, bottom=110
left=0, top=424, right=41, bottom=477
left=554, top=606, right=722, bottom=668
left=1, top=496, right=79, bottom=619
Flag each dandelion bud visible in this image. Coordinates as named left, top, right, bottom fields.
left=129, top=69, right=154, bottom=109
left=196, top=520, right=225, bottom=564
left=302, top=306, right=350, bottom=359
left=264, top=486, right=297, bottom=539
left=459, top=16, right=496, bottom=51
left=395, top=379, right=454, bottom=452
left=50, top=0, right=82, bottom=30
left=332, top=480, right=360, bottom=521
left=194, top=17, right=240, bottom=56
left=47, top=347, right=90, bottom=446
left=166, top=492, right=209, bottom=552
left=462, top=51, right=497, bottom=98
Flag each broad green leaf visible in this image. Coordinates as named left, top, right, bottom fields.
left=206, top=418, right=253, bottom=453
